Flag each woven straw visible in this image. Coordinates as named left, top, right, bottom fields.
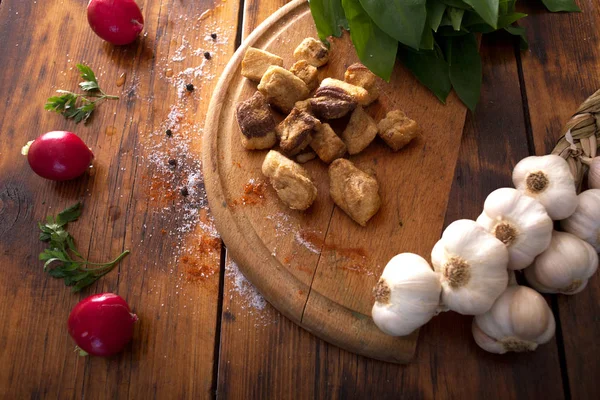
left=551, top=89, right=600, bottom=192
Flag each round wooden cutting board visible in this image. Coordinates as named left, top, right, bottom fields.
left=203, top=0, right=468, bottom=363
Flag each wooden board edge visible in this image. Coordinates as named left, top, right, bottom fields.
left=202, top=0, right=417, bottom=364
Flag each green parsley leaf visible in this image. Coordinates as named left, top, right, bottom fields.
left=38, top=203, right=130, bottom=292
left=45, top=64, right=118, bottom=124
left=76, top=64, right=98, bottom=85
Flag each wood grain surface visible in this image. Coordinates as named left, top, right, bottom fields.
left=520, top=1, right=600, bottom=398
left=0, top=0, right=239, bottom=398
left=0, top=0, right=597, bottom=398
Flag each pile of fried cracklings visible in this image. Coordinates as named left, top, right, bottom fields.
left=236, top=38, right=419, bottom=226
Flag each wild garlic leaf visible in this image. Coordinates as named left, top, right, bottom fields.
left=342, top=0, right=398, bottom=81
left=439, top=0, right=471, bottom=9
left=420, top=27, right=435, bottom=50
left=358, top=0, right=426, bottom=50
left=397, top=44, right=452, bottom=103
left=465, top=12, right=527, bottom=33
left=505, top=25, right=529, bottom=50
left=445, top=33, right=482, bottom=111
left=308, top=0, right=348, bottom=43
left=448, top=7, right=466, bottom=30
left=539, top=0, right=581, bottom=12
left=462, top=0, right=499, bottom=28
left=427, top=1, right=447, bottom=32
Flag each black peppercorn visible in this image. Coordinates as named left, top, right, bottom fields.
left=166, top=129, right=173, bottom=137
left=211, top=33, right=217, bottom=40
left=186, top=83, right=194, bottom=92
left=204, top=51, right=211, bottom=60
left=181, top=187, right=189, bottom=197
left=168, top=159, right=177, bottom=166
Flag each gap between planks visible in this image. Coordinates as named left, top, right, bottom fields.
left=212, top=0, right=247, bottom=398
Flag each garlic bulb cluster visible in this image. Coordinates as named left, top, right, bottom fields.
left=588, top=157, right=600, bottom=189
left=561, top=189, right=600, bottom=252
left=372, top=253, right=442, bottom=336
left=431, top=220, right=509, bottom=315
left=472, top=286, right=555, bottom=354
left=524, top=231, right=598, bottom=295
left=477, top=188, right=553, bottom=270
left=512, top=155, right=578, bottom=220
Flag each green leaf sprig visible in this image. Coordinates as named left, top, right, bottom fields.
left=45, top=64, right=119, bottom=124
left=309, top=0, right=581, bottom=110
left=38, top=202, right=130, bottom=292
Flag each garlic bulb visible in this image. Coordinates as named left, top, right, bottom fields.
left=561, top=189, right=600, bottom=252
left=372, top=253, right=441, bottom=336
left=512, top=155, right=578, bottom=220
left=431, top=220, right=509, bottom=315
left=476, top=188, right=553, bottom=270
left=588, top=157, right=600, bottom=189
left=472, top=286, right=555, bottom=354
left=524, top=231, right=598, bottom=295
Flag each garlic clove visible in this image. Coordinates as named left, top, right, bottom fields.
left=588, top=157, right=600, bottom=189
left=473, top=286, right=555, bottom=354
left=561, top=189, right=600, bottom=252
left=476, top=188, right=553, bottom=270
left=431, top=219, right=509, bottom=315
left=512, top=155, right=578, bottom=220
left=372, top=253, right=442, bottom=336
left=524, top=230, right=598, bottom=295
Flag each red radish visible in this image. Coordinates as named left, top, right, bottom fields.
left=87, top=0, right=144, bottom=45
left=22, top=131, right=94, bottom=181
left=68, top=293, right=138, bottom=357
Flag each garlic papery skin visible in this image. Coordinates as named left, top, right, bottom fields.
left=561, top=189, right=600, bottom=252
left=431, top=219, right=509, bottom=315
left=524, top=231, right=598, bottom=295
left=372, top=253, right=442, bottom=336
left=512, top=155, right=578, bottom=220
left=472, top=286, right=555, bottom=354
left=588, top=157, right=600, bottom=189
left=476, top=188, right=553, bottom=270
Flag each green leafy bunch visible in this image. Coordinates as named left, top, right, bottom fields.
left=39, top=202, right=130, bottom=292
left=309, top=0, right=580, bottom=110
left=45, top=64, right=119, bottom=124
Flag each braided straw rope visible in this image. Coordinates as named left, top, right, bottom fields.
left=551, top=89, right=600, bottom=192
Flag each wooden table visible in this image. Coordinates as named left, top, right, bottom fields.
left=0, top=0, right=598, bottom=398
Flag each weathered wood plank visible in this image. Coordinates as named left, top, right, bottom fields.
left=216, top=0, right=567, bottom=395
left=0, top=0, right=239, bottom=398
left=520, top=1, right=600, bottom=399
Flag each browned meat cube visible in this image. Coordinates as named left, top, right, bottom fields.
left=296, top=150, right=317, bottom=164
left=241, top=47, right=284, bottom=82
left=262, top=150, right=317, bottom=210
left=318, top=78, right=370, bottom=106
left=294, top=99, right=312, bottom=114
left=309, top=86, right=357, bottom=120
left=235, top=91, right=277, bottom=150
left=258, top=66, right=310, bottom=113
left=290, top=60, right=319, bottom=91
left=341, top=106, right=378, bottom=154
left=329, top=159, right=381, bottom=226
left=276, top=108, right=320, bottom=156
left=310, top=123, right=346, bottom=164
left=293, top=38, right=329, bottom=67
left=344, top=63, right=379, bottom=105
left=377, top=110, right=421, bottom=151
